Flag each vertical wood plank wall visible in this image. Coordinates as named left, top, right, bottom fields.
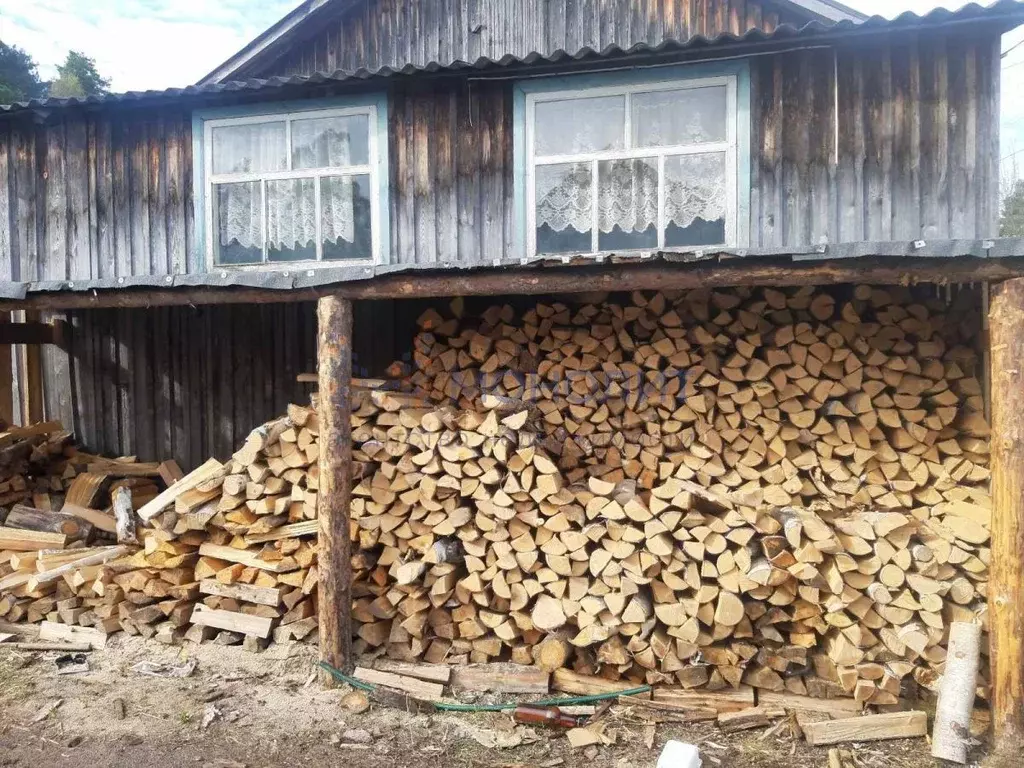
left=62, top=300, right=413, bottom=468
left=249, top=0, right=801, bottom=77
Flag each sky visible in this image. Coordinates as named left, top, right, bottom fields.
left=0, top=0, right=1022, bottom=184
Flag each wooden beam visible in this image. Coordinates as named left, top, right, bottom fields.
left=2, top=257, right=1024, bottom=310
left=989, top=277, right=1024, bottom=742
left=0, top=321, right=60, bottom=345
left=317, top=294, right=353, bottom=684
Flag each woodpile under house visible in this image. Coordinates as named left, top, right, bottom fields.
left=3, top=0, right=1024, bottom=755
left=0, top=284, right=993, bottom=721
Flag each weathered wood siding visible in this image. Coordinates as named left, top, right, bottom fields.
left=63, top=299, right=413, bottom=466
left=0, top=28, right=1001, bottom=283
left=0, top=109, right=193, bottom=282
left=247, top=0, right=803, bottom=77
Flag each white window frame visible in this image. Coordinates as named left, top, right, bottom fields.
left=524, top=75, right=738, bottom=258
left=203, top=104, right=381, bottom=270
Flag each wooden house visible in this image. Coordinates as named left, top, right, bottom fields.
left=1, top=0, right=1024, bottom=738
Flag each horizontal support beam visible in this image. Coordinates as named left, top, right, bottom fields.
left=0, top=321, right=64, bottom=346
left=0, top=257, right=1022, bottom=310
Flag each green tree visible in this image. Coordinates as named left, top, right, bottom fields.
left=50, top=50, right=109, bottom=98
left=0, top=42, right=43, bottom=104
left=1001, top=179, right=1024, bottom=237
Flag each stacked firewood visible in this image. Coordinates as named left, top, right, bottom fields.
left=345, top=285, right=990, bottom=703
left=0, top=284, right=992, bottom=708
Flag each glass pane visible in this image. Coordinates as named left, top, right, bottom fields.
left=664, top=153, right=727, bottom=247
left=214, top=181, right=263, bottom=264
left=598, top=157, right=658, bottom=251
left=534, top=96, right=624, bottom=156
left=535, top=162, right=592, bottom=254
left=292, top=114, right=370, bottom=170
left=321, top=174, right=372, bottom=260
left=632, top=86, right=727, bottom=147
left=266, top=178, right=317, bottom=262
left=211, top=122, right=287, bottom=174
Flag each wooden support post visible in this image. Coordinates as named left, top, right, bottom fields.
left=989, top=277, right=1024, bottom=741
left=316, top=295, right=353, bottom=685
left=18, top=310, right=43, bottom=425
left=0, top=312, right=11, bottom=427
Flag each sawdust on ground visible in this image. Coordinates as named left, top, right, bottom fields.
left=0, top=636, right=968, bottom=768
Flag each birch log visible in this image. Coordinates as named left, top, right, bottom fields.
left=932, top=622, right=982, bottom=763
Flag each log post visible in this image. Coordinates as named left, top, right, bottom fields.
left=316, top=295, right=353, bottom=684
left=989, top=278, right=1024, bottom=740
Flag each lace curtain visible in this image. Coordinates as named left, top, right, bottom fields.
left=536, top=153, right=726, bottom=236
left=214, top=120, right=357, bottom=254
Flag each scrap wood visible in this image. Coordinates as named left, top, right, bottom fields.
left=802, top=711, right=928, bottom=746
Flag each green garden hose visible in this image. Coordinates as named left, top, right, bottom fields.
left=317, top=661, right=652, bottom=712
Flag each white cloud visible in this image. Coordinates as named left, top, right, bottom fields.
left=0, top=0, right=298, bottom=90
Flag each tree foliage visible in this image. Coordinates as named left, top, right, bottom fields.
left=1001, top=179, right=1024, bottom=237
left=0, top=42, right=44, bottom=104
left=50, top=50, right=110, bottom=99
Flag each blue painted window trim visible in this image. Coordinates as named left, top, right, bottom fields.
left=512, top=61, right=751, bottom=260
left=191, top=93, right=391, bottom=273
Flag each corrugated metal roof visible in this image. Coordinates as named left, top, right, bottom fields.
left=2, top=0, right=1022, bottom=115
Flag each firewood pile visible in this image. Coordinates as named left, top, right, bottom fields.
left=0, top=284, right=992, bottom=710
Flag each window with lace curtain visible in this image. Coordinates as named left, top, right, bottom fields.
left=521, top=72, right=744, bottom=256
left=198, top=99, right=387, bottom=268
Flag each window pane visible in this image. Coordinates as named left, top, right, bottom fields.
left=321, top=174, right=372, bottom=260
left=535, top=96, right=624, bottom=156
left=632, top=86, right=727, bottom=148
left=598, top=157, right=658, bottom=250
left=535, top=162, right=592, bottom=254
left=664, top=153, right=727, bottom=246
left=266, top=179, right=317, bottom=262
left=215, top=181, right=263, bottom=264
left=212, top=122, right=287, bottom=174
left=292, top=114, right=370, bottom=170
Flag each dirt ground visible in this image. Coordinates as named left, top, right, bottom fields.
left=0, top=636, right=969, bottom=768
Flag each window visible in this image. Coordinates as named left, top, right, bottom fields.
left=519, top=70, right=746, bottom=257
left=196, top=98, right=388, bottom=268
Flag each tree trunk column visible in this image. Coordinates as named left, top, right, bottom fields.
left=316, top=295, right=353, bottom=684
left=989, top=278, right=1024, bottom=740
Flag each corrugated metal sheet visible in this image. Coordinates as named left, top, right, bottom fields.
left=0, top=0, right=1021, bottom=115
left=4, top=240, right=1023, bottom=302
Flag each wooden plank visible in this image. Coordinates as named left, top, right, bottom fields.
left=352, top=666, right=445, bottom=700
left=137, top=457, right=225, bottom=521
left=0, top=526, right=66, bottom=551
left=0, top=322, right=59, bottom=345
left=802, top=711, right=928, bottom=746
left=243, top=519, right=318, bottom=545
left=60, top=503, right=116, bottom=534
left=38, top=620, right=107, bottom=649
left=652, top=685, right=756, bottom=714
left=450, top=663, right=548, bottom=693
left=552, top=668, right=646, bottom=696
left=198, top=579, right=282, bottom=607
left=197, top=543, right=290, bottom=573
left=189, top=604, right=273, bottom=639
left=0, top=420, right=62, bottom=449
left=317, top=295, right=353, bottom=682
left=759, top=691, right=862, bottom=717
left=371, top=658, right=452, bottom=684
left=989, top=277, right=1024, bottom=740
left=27, top=545, right=129, bottom=591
